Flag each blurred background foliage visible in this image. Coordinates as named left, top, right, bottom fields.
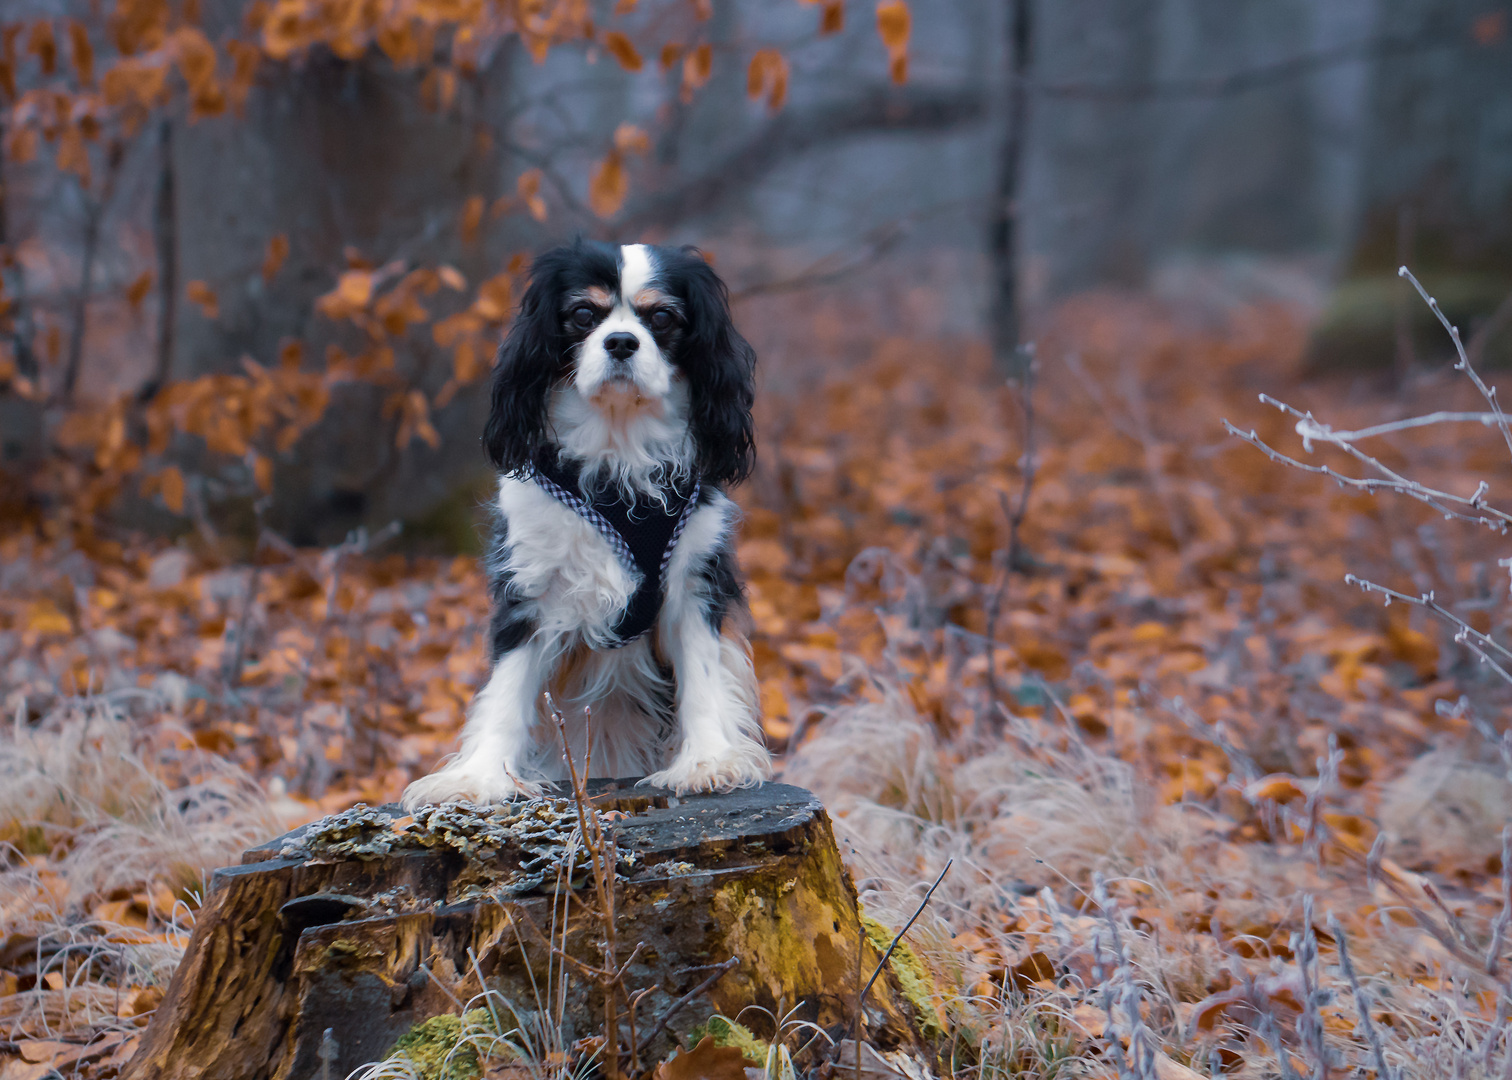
left=3, top=0, right=1509, bottom=549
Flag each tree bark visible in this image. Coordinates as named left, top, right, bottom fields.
left=123, top=783, right=939, bottom=1080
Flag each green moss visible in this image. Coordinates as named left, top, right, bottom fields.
left=861, top=914, right=945, bottom=1039
left=387, top=1008, right=500, bottom=1080
left=688, top=1015, right=769, bottom=1064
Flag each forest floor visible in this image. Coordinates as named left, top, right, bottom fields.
left=5, top=289, right=1512, bottom=1078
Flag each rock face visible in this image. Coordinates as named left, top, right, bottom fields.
left=122, top=782, right=936, bottom=1080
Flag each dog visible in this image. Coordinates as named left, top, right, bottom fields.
left=401, top=240, right=771, bottom=809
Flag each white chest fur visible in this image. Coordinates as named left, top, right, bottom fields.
left=496, top=477, right=638, bottom=648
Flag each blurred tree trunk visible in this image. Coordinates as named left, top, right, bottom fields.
left=164, top=10, right=513, bottom=545
left=1309, top=0, right=1512, bottom=372
left=0, top=113, right=45, bottom=475
left=989, top=0, right=1033, bottom=371
left=1023, top=0, right=1158, bottom=300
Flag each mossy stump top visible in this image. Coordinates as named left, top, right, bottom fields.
left=123, top=781, right=938, bottom=1080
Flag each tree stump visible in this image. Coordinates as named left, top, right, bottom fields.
left=122, top=782, right=939, bottom=1080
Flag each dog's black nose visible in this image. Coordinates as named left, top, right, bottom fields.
left=604, top=332, right=640, bottom=361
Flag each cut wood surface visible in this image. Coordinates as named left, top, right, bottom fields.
left=121, top=782, right=936, bottom=1080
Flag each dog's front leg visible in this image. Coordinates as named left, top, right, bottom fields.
left=401, top=639, right=550, bottom=809
left=644, top=604, right=770, bottom=794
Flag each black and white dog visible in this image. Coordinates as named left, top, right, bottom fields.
left=402, top=240, right=770, bottom=808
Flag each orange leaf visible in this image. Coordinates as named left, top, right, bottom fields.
left=171, top=27, right=217, bottom=94
left=395, top=390, right=440, bottom=449
left=226, top=39, right=260, bottom=114
left=746, top=48, right=788, bottom=110
left=68, top=21, right=94, bottom=86
left=588, top=150, right=627, bottom=218
left=433, top=310, right=482, bottom=347
left=252, top=454, right=273, bottom=493
left=820, top=0, right=843, bottom=34
left=108, top=0, right=171, bottom=55
left=315, top=270, right=373, bottom=320
left=126, top=270, right=153, bottom=310
left=260, top=0, right=307, bottom=60
left=101, top=56, right=169, bottom=110
left=690, top=0, right=712, bottom=20
left=186, top=280, right=219, bottom=318
left=889, top=53, right=907, bottom=83
left=604, top=31, right=642, bottom=72
left=1246, top=774, right=1306, bottom=805
left=420, top=67, right=458, bottom=111
left=6, top=124, right=38, bottom=165
left=24, top=600, right=72, bottom=637
left=262, top=233, right=289, bottom=281
left=56, top=126, right=91, bottom=186
left=158, top=465, right=186, bottom=513
left=682, top=42, right=712, bottom=94
left=452, top=338, right=481, bottom=383
left=472, top=273, right=514, bottom=322
left=516, top=168, right=547, bottom=221
left=459, top=194, right=484, bottom=244
left=659, top=43, right=683, bottom=71
left=613, top=122, right=650, bottom=155
left=654, top=1037, right=747, bottom=1080
left=876, top=0, right=910, bottom=53
left=26, top=21, right=56, bottom=76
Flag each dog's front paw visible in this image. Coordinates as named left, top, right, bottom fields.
left=401, top=767, right=545, bottom=811
left=643, top=746, right=771, bottom=795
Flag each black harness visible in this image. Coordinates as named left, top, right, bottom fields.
left=532, top=455, right=701, bottom=646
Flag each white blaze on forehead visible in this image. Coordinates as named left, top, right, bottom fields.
left=618, top=244, right=655, bottom=304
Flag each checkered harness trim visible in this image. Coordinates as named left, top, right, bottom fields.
left=532, top=472, right=701, bottom=643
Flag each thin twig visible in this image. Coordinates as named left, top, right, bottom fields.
left=1294, top=410, right=1512, bottom=444
left=1329, top=914, right=1396, bottom=1080
left=1487, top=827, right=1512, bottom=977
left=142, top=119, right=176, bottom=401
left=548, top=695, right=624, bottom=1079
left=61, top=139, right=126, bottom=402
left=1399, top=266, right=1512, bottom=463
left=858, top=860, right=952, bottom=1009
left=1005, top=348, right=1038, bottom=573
left=632, top=957, right=739, bottom=1058
left=0, top=114, right=38, bottom=379
left=1224, top=418, right=1512, bottom=533
left=1344, top=576, right=1512, bottom=686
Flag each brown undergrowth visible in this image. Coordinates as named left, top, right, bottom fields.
left=6, top=289, right=1512, bottom=1076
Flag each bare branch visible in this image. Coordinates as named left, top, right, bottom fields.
left=619, top=86, right=984, bottom=232
left=1292, top=410, right=1509, bottom=445
left=1343, top=575, right=1512, bottom=686
left=1399, top=266, right=1512, bottom=463
left=1222, top=418, right=1512, bottom=533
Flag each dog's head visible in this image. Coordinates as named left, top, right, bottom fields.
left=484, top=240, right=755, bottom=488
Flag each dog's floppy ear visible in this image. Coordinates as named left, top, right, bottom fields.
left=674, top=247, right=756, bottom=486
left=483, top=254, right=567, bottom=475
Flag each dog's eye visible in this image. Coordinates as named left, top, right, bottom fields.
left=649, top=310, right=674, bottom=331
left=571, top=306, right=596, bottom=329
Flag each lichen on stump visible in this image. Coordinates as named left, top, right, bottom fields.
left=122, top=782, right=938, bottom=1080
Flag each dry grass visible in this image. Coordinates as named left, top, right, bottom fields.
left=787, top=681, right=1512, bottom=1078
left=0, top=691, right=281, bottom=1049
